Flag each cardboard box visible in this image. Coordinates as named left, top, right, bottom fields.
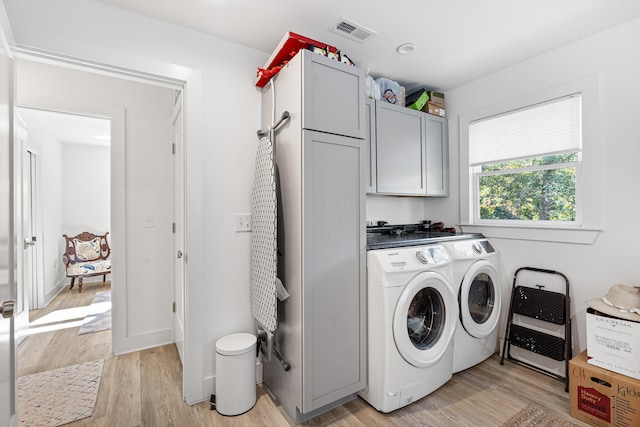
left=569, top=351, right=640, bottom=427
left=428, top=91, right=445, bottom=108
left=586, top=308, right=640, bottom=380
left=422, top=101, right=445, bottom=117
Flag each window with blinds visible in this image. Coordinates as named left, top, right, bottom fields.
left=469, top=94, right=582, bottom=223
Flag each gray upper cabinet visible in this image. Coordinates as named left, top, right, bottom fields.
left=375, top=101, right=426, bottom=195
left=302, top=51, right=365, bottom=139
left=369, top=100, right=448, bottom=197
left=425, top=114, right=449, bottom=196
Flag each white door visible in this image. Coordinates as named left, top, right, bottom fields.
left=0, top=35, right=18, bottom=426
left=392, top=271, right=457, bottom=368
left=172, top=90, right=185, bottom=370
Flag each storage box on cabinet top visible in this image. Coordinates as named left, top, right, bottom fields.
left=586, top=307, right=640, bottom=380
left=406, top=89, right=429, bottom=111
left=428, top=91, right=445, bottom=108
left=423, top=102, right=445, bottom=117
left=569, top=351, right=640, bottom=427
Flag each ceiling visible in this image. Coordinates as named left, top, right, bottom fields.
left=17, top=1, right=640, bottom=142
left=93, top=0, right=640, bottom=92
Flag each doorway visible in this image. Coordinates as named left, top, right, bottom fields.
left=16, top=107, right=113, bottom=369
left=18, top=107, right=111, bottom=311
left=15, top=56, right=187, bottom=399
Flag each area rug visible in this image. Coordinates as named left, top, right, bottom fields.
left=78, top=290, right=111, bottom=335
left=502, top=404, right=584, bottom=427
left=18, top=359, right=104, bottom=426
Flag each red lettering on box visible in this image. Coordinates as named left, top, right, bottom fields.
left=578, top=386, right=611, bottom=422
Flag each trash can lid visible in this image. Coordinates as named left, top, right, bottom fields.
left=216, top=333, right=257, bottom=356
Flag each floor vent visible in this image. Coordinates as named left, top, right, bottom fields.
left=330, top=18, right=376, bottom=43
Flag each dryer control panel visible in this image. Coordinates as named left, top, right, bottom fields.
left=448, top=239, right=496, bottom=260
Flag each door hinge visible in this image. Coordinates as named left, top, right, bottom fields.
left=172, top=222, right=176, bottom=233
left=172, top=143, right=176, bottom=154
left=172, top=301, right=176, bottom=313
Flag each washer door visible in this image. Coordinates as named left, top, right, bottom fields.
left=393, top=271, right=457, bottom=368
left=459, top=260, right=501, bottom=339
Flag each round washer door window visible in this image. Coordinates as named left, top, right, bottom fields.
left=393, top=271, right=457, bottom=368
left=459, top=260, right=501, bottom=339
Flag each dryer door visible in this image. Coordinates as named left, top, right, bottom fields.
left=393, top=271, right=457, bottom=368
left=459, top=260, right=501, bottom=339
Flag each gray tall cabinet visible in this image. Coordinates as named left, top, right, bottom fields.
left=260, top=49, right=366, bottom=423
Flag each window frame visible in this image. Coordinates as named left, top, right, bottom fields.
left=459, top=76, right=602, bottom=244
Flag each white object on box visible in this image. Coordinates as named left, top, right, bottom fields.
left=586, top=310, right=640, bottom=380
left=365, top=75, right=381, bottom=100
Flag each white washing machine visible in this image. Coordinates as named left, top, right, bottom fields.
left=445, top=238, right=503, bottom=373
left=359, top=244, right=458, bottom=413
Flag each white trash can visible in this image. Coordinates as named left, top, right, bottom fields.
left=215, top=333, right=257, bottom=416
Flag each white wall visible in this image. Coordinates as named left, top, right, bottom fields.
left=366, top=195, right=425, bottom=225
left=4, top=0, right=268, bottom=404
left=61, top=143, right=110, bottom=237
left=439, top=17, right=640, bottom=354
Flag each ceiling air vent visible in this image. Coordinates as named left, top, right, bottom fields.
left=330, top=18, right=376, bottom=43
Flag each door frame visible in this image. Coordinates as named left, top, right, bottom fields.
left=12, top=44, right=203, bottom=404
left=171, top=89, right=186, bottom=374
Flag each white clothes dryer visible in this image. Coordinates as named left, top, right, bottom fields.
left=359, top=244, right=457, bottom=413
left=445, top=238, right=503, bottom=373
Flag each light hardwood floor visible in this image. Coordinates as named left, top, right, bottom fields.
left=18, top=283, right=586, bottom=426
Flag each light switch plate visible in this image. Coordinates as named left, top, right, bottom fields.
left=234, top=213, right=252, bottom=232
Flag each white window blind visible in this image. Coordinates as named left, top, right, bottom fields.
left=469, top=94, right=581, bottom=166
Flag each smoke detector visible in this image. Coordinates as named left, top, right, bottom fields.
left=330, top=18, right=376, bottom=43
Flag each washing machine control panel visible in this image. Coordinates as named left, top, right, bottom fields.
left=371, top=245, right=451, bottom=272
left=416, top=246, right=450, bottom=264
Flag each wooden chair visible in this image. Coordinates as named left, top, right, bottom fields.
left=62, top=232, right=111, bottom=292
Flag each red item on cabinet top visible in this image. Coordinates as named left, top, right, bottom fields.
left=256, top=32, right=337, bottom=87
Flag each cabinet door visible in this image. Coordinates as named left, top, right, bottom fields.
left=365, top=98, right=376, bottom=194
left=302, top=50, right=365, bottom=139
left=301, top=130, right=366, bottom=412
left=425, top=114, right=449, bottom=196
left=375, top=102, right=426, bottom=195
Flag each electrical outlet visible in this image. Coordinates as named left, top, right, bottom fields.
left=234, top=213, right=252, bottom=232
left=144, top=213, right=155, bottom=228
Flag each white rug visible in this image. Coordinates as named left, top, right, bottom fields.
left=18, top=359, right=104, bottom=426
left=78, top=291, right=111, bottom=335
left=502, top=404, right=584, bottom=427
